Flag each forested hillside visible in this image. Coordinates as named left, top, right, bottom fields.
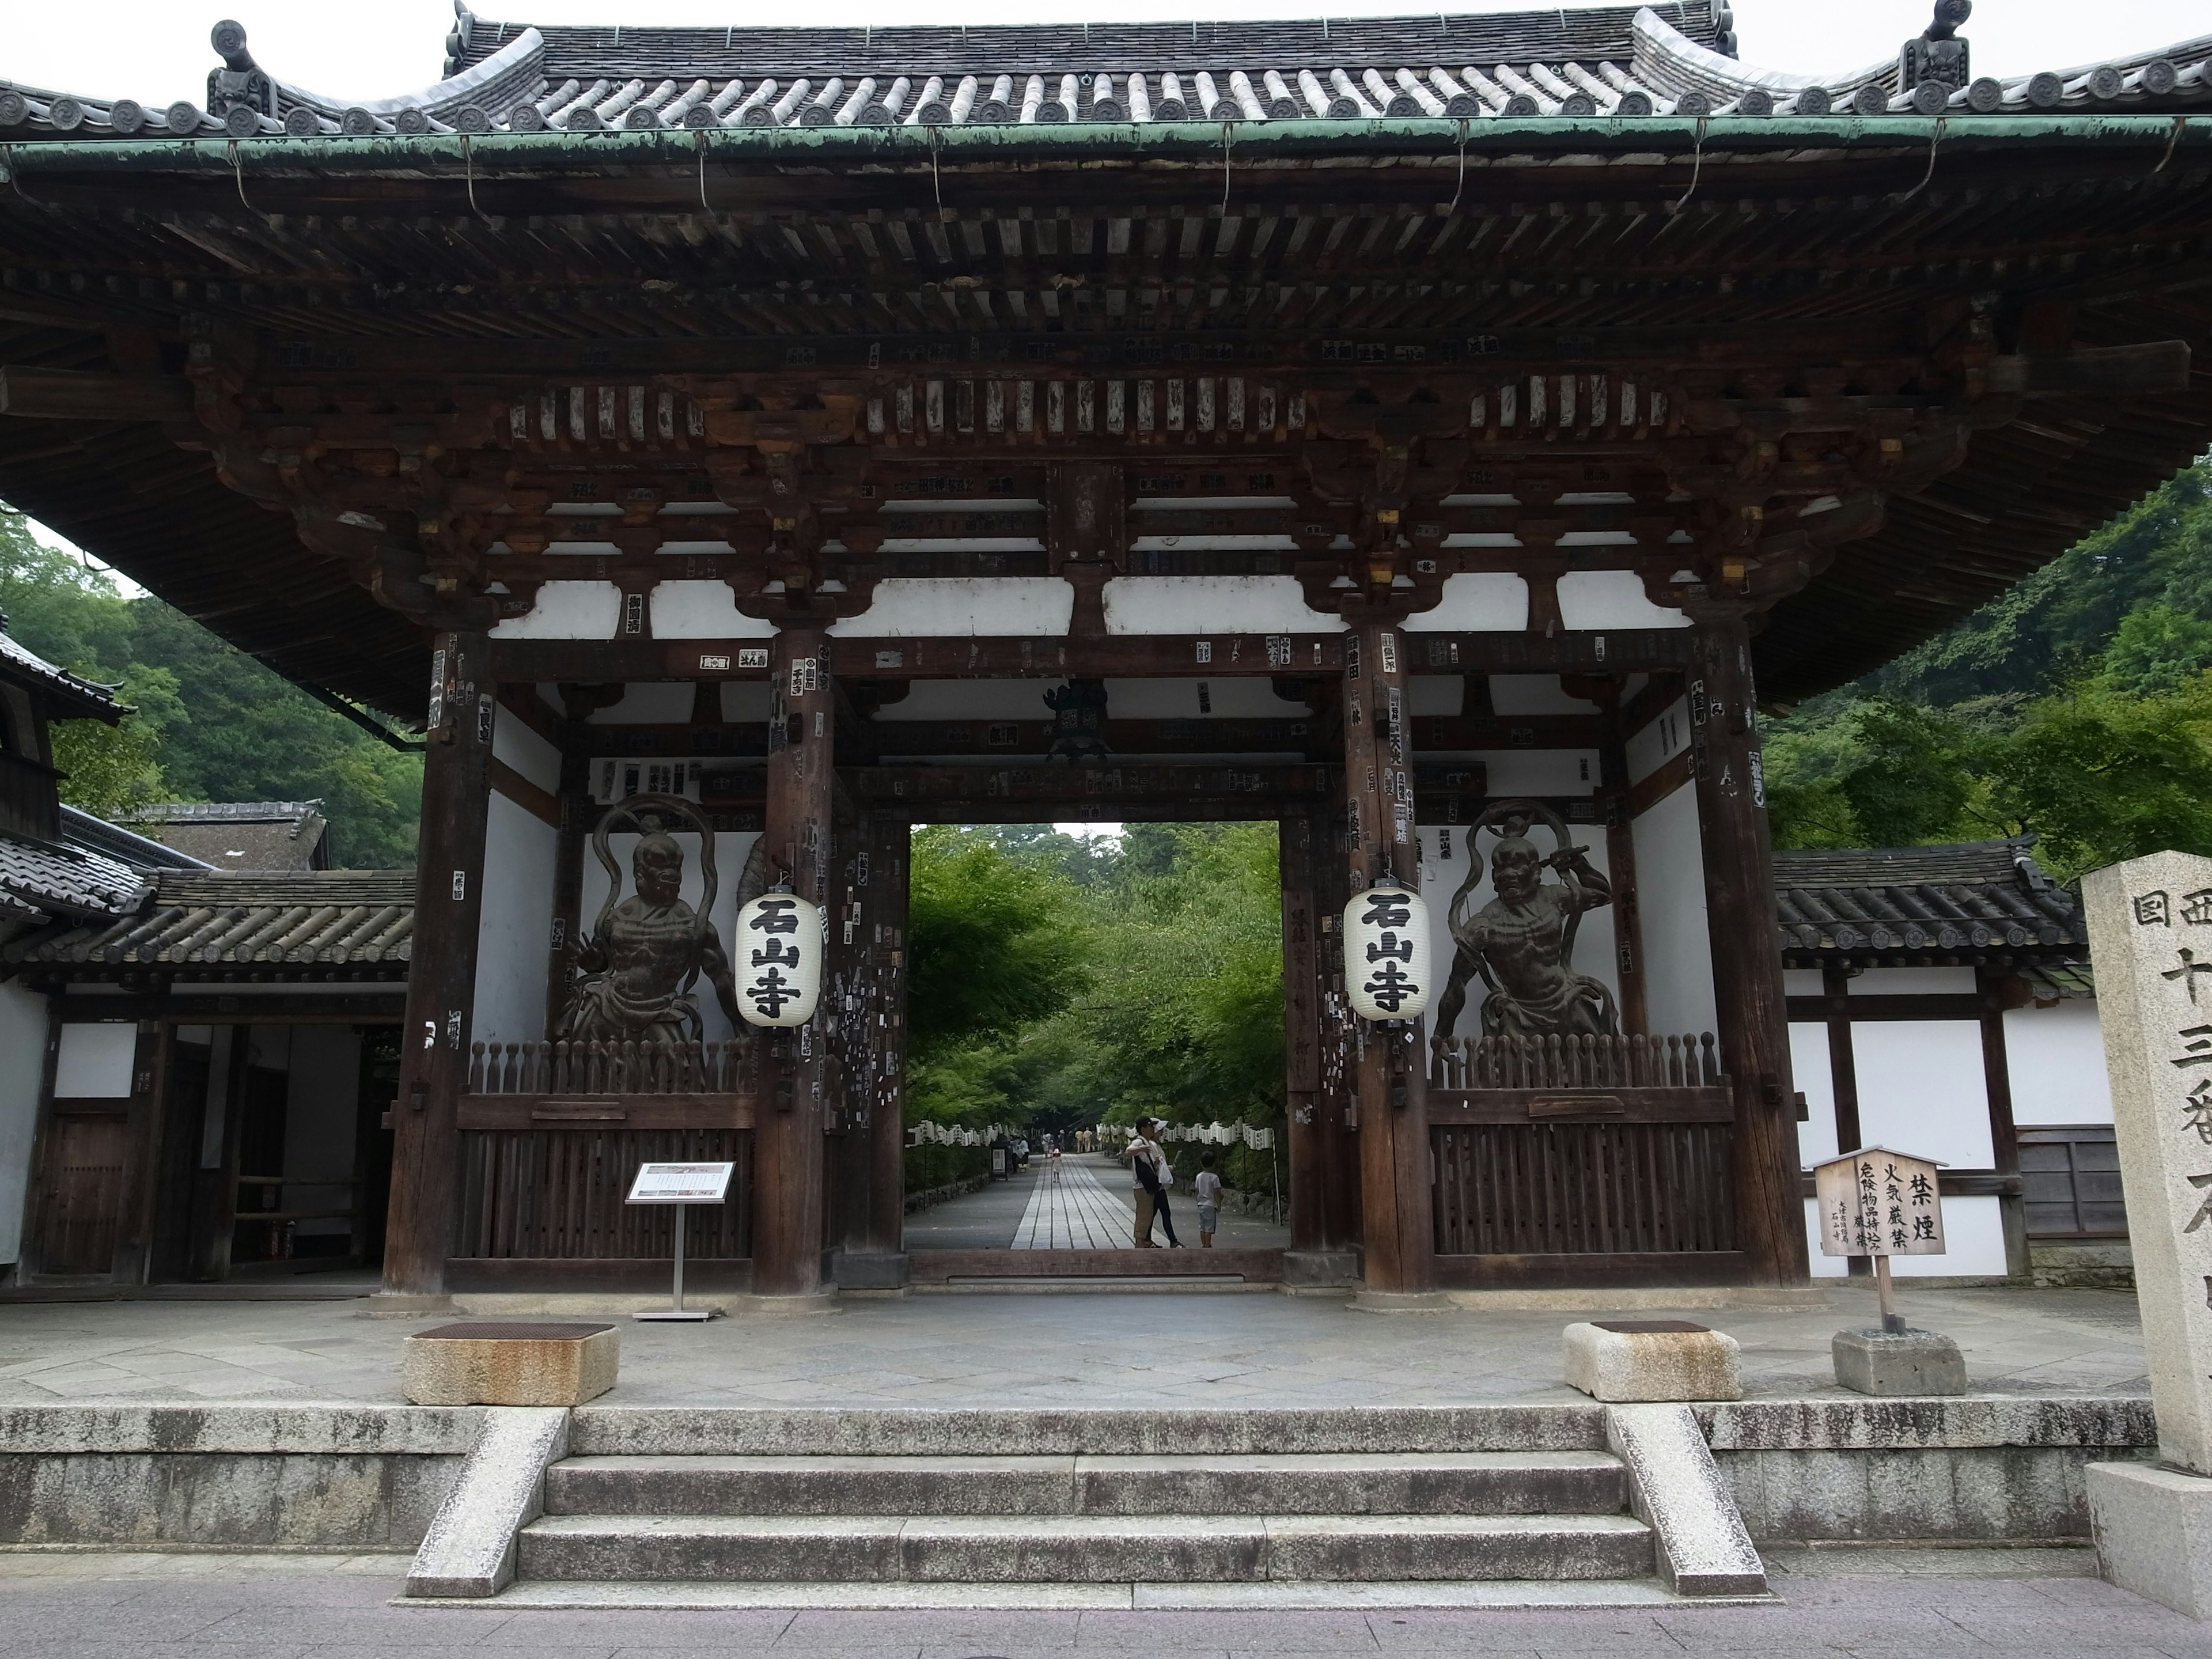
left=0, top=506, right=422, bottom=866
left=1763, top=455, right=2212, bottom=881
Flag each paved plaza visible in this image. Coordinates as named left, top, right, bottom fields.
left=0, top=1276, right=2148, bottom=1408
left=10, top=1546, right=2212, bottom=1657
left=906, top=1154, right=1291, bottom=1252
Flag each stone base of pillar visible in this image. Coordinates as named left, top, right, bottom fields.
left=1349, top=1290, right=1458, bottom=1315
left=832, top=1251, right=911, bottom=1290
left=1282, top=1249, right=1361, bottom=1287
left=2090, top=1461, right=2212, bottom=1618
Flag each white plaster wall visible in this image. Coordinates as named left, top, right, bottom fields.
left=830, top=577, right=1073, bottom=637
left=472, top=791, right=559, bottom=1046
left=0, top=980, right=48, bottom=1267
left=1405, top=574, right=1528, bottom=632
left=1408, top=677, right=1463, bottom=717
left=283, top=1026, right=361, bottom=1243
left=1625, top=696, right=1690, bottom=785
left=652, top=581, right=776, bottom=639
left=586, top=683, right=698, bottom=724
left=1805, top=1193, right=2011, bottom=1279
left=1630, top=783, right=1718, bottom=1037
left=1490, top=676, right=1603, bottom=717
left=1783, top=969, right=1825, bottom=996
left=54, top=1022, right=135, bottom=1097
left=490, top=580, right=622, bottom=640
left=1555, top=570, right=1690, bottom=631
left=2005, top=1000, right=2115, bottom=1125
left=1850, top=967, right=1978, bottom=995
left=493, top=703, right=562, bottom=795
left=578, top=830, right=762, bottom=1044
left=1791, top=1022, right=1840, bottom=1165
left=1475, top=752, right=1602, bottom=798
left=1850, top=1020, right=1993, bottom=1168
left=1103, top=575, right=1343, bottom=635
left=1416, top=826, right=1619, bottom=1049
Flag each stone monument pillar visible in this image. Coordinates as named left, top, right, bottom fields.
left=2083, top=850, right=2212, bottom=1615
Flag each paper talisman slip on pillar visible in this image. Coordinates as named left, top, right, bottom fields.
left=402, top=1322, right=620, bottom=1406
left=1562, top=1320, right=1743, bottom=1402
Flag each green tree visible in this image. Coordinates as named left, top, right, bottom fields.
left=1, top=504, right=422, bottom=865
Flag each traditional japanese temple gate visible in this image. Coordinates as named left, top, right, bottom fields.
left=1, top=5, right=2209, bottom=1300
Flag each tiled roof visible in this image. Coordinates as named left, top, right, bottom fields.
left=2, top=868, right=414, bottom=973
left=60, top=805, right=211, bottom=873
left=6, top=6, right=2211, bottom=139
left=118, top=801, right=328, bottom=872
left=0, top=629, right=122, bottom=722
left=1774, top=839, right=2083, bottom=968
left=0, top=833, right=145, bottom=927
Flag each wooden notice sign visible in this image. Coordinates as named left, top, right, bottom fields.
left=1813, top=1147, right=1946, bottom=1257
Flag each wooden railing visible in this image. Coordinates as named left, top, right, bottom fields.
left=459, top=1040, right=756, bottom=1131
left=1430, top=1031, right=1724, bottom=1092
left=468, top=1039, right=752, bottom=1095
left=455, top=1127, right=753, bottom=1261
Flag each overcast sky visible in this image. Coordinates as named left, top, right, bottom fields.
left=7, top=1, right=2207, bottom=102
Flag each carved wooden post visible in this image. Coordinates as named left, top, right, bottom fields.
left=1686, top=605, right=1808, bottom=1285
left=1339, top=619, right=1434, bottom=1295
left=753, top=624, right=834, bottom=1298
left=382, top=631, right=494, bottom=1297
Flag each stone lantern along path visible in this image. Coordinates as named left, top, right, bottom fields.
left=2084, top=851, right=2212, bottom=1617
left=1810, top=1147, right=1966, bottom=1396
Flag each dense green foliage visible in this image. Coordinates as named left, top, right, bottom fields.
left=903, top=821, right=1287, bottom=1195
left=1763, top=457, right=2212, bottom=881
left=0, top=507, right=423, bottom=866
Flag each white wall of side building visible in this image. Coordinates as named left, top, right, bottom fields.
left=2005, top=999, right=2113, bottom=1125
left=474, top=790, right=559, bottom=1047
left=0, top=979, right=48, bottom=1268
left=1630, top=783, right=1718, bottom=1039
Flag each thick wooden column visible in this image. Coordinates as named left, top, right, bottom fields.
left=382, top=631, right=494, bottom=1297
left=1339, top=619, right=1434, bottom=1294
left=832, top=810, right=910, bottom=1285
left=753, top=625, right=834, bottom=1298
left=1687, top=606, right=1808, bottom=1285
left=1280, top=810, right=1329, bottom=1254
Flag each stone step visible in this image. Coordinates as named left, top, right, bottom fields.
left=517, top=1512, right=1656, bottom=1584
left=544, top=1451, right=1626, bottom=1518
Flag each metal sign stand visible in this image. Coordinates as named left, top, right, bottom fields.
left=626, top=1161, right=736, bottom=1322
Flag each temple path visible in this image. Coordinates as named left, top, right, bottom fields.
left=1010, top=1154, right=1139, bottom=1249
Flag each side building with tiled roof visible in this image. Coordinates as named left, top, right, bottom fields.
left=0, top=614, right=410, bottom=1289
left=1775, top=840, right=2121, bottom=1290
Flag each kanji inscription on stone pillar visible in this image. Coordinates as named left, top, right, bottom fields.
left=2084, top=850, right=2212, bottom=1475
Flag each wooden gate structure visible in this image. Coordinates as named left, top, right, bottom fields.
left=1, top=3, right=2209, bottom=1297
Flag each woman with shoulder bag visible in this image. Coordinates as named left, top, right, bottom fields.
left=1137, top=1120, right=1183, bottom=1248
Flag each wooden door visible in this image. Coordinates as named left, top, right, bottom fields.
left=38, top=1111, right=131, bottom=1275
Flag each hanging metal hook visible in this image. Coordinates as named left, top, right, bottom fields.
left=694, top=127, right=716, bottom=215
left=461, top=133, right=496, bottom=226
left=1221, top=119, right=1234, bottom=217
left=1669, top=115, right=1708, bottom=214
left=2154, top=115, right=2190, bottom=174
left=228, top=139, right=265, bottom=218
left=928, top=126, right=943, bottom=211
left=1444, top=118, right=1470, bottom=218
left=1890, top=116, right=1946, bottom=204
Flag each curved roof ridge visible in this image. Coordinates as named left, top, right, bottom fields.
left=270, top=27, right=545, bottom=122
left=1630, top=7, right=1893, bottom=101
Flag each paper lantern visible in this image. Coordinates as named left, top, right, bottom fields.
left=1343, top=882, right=1431, bottom=1021
left=734, top=890, right=824, bottom=1027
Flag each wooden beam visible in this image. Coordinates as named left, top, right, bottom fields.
left=1989, top=341, right=2191, bottom=397
left=0, top=368, right=192, bottom=422
left=1626, top=748, right=1692, bottom=819
left=489, top=755, right=561, bottom=828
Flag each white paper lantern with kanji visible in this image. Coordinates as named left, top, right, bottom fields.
left=1343, top=882, right=1432, bottom=1021
left=734, top=891, right=824, bottom=1027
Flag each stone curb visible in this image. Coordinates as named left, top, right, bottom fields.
left=0, top=1405, right=484, bottom=1455
left=404, top=1407, right=569, bottom=1599
left=1606, top=1403, right=1768, bottom=1597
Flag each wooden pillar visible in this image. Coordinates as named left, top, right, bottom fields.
left=1600, top=722, right=1649, bottom=1036
left=1339, top=619, right=1433, bottom=1294
left=382, top=631, right=495, bottom=1297
left=753, top=624, right=834, bottom=1298
left=839, top=812, right=910, bottom=1277
left=1280, top=810, right=1328, bottom=1253
left=1978, top=970, right=2030, bottom=1279
left=1823, top=967, right=1872, bottom=1279
left=1687, top=607, right=1808, bottom=1285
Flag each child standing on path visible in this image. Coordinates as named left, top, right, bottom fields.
left=1194, top=1153, right=1223, bottom=1248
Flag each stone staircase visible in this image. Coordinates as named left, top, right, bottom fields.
left=418, top=1407, right=1767, bottom=1606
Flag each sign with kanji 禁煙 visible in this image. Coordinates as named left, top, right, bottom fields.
left=1812, top=1147, right=1946, bottom=1257
left=1343, top=882, right=1431, bottom=1021
left=2083, top=850, right=2212, bottom=1476
left=734, top=891, right=823, bottom=1028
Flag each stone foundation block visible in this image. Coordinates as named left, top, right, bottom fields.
left=1831, top=1328, right=1967, bottom=1397
left=402, top=1322, right=619, bottom=1407
left=2089, top=1460, right=2212, bottom=1619
left=1562, top=1320, right=1742, bottom=1403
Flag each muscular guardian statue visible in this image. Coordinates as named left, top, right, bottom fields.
left=1431, top=801, right=1618, bottom=1066
left=559, top=802, right=748, bottom=1044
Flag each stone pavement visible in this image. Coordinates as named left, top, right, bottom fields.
left=9, top=1548, right=2212, bottom=1656
left=906, top=1153, right=1289, bottom=1251
left=0, top=1281, right=2149, bottom=1408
